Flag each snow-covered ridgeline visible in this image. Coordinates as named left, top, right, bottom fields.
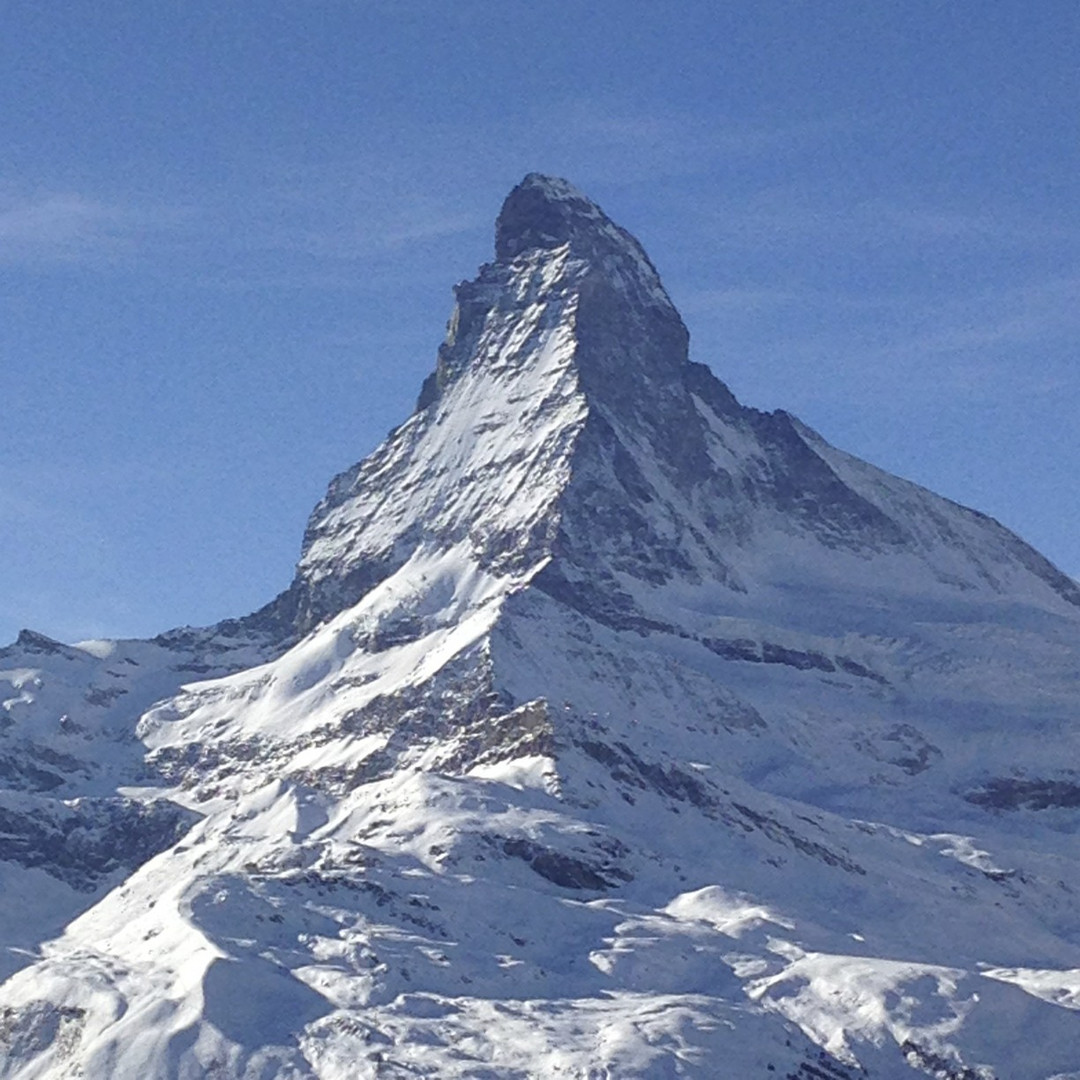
left=1, top=175, right=1079, bottom=1078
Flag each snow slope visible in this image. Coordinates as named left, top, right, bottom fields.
left=1, top=173, right=1078, bottom=1078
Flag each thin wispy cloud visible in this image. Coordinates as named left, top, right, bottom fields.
left=867, top=203, right=1076, bottom=244
left=698, top=187, right=1079, bottom=252
left=562, top=103, right=849, bottom=161
left=679, top=266, right=1078, bottom=427
left=0, top=106, right=851, bottom=283
left=156, top=154, right=487, bottom=269
left=513, top=101, right=857, bottom=190
left=873, top=275, right=1080, bottom=375
left=0, top=186, right=192, bottom=267
left=0, top=191, right=125, bottom=262
left=0, top=169, right=484, bottom=286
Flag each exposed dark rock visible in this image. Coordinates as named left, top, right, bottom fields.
left=731, top=803, right=865, bottom=874
left=0, top=796, right=197, bottom=890
left=496, top=835, right=632, bottom=891
left=901, top=1039, right=989, bottom=1079
left=579, top=739, right=723, bottom=813
left=84, top=686, right=128, bottom=707
left=701, top=636, right=887, bottom=684
left=0, top=1004, right=86, bottom=1064
left=761, top=642, right=836, bottom=673
left=966, top=777, right=1080, bottom=811
left=854, top=723, right=942, bottom=776
left=702, top=636, right=762, bottom=663
left=0, top=744, right=91, bottom=793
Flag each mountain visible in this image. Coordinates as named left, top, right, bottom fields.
left=1, top=173, right=1078, bottom=1079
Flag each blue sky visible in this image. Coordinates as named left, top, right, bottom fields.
left=1, top=1, right=1077, bottom=644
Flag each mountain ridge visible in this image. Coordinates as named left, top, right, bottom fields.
left=246, top=173, right=1079, bottom=650
left=0, top=174, right=1078, bottom=1079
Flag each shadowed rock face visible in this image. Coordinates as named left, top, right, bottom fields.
left=0, top=795, right=196, bottom=890
left=967, top=777, right=1080, bottom=811
left=495, top=174, right=591, bottom=260
left=494, top=173, right=665, bottom=287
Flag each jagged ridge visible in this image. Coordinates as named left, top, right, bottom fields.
left=257, top=174, right=1078, bottom=644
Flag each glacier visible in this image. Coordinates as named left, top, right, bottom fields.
left=0, top=173, right=1078, bottom=1078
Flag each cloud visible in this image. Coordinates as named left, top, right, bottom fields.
left=507, top=101, right=857, bottom=191
left=866, top=203, right=1073, bottom=245
left=0, top=165, right=487, bottom=286
left=679, top=265, right=1079, bottom=426
left=0, top=103, right=849, bottom=283
left=562, top=103, right=847, bottom=161
left=0, top=187, right=188, bottom=266
left=692, top=185, right=1079, bottom=254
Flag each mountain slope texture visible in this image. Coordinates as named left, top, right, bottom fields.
left=2, top=174, right=1079, bottom=1079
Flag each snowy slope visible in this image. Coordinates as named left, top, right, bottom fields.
left=1, top=174, right=1078, bottom=1078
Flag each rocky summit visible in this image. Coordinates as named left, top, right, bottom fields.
left=1, top=174, right=1078, bottom=1079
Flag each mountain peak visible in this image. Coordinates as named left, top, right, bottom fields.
left=494, top=173, right=597, bottom=260
left=6, top=177, right=1080, bottom=1080
left=277, top=173, right=1080, bottom=638
left=493, top=175, right=670, bottom=306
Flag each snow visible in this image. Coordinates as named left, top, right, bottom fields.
left=1, top=174, right=1079, bottom=1077
left=983, top=965, right=1080, bottom=1010
left=663, top=885, right=795, bottom=938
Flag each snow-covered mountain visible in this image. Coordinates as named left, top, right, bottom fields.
left=2, top=173, right=1078, bottom=1078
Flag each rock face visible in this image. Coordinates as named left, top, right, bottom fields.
left=1, top=174, right=1079, bottom=1079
